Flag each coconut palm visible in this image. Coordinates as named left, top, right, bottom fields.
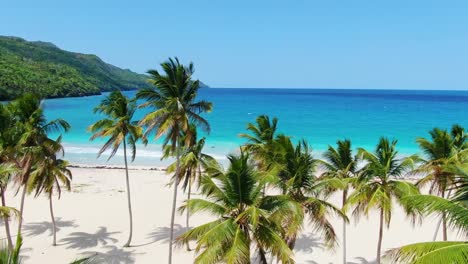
left=28, top=136, right=71, bottom=246
left=319, top=139, right=357, bottom=264
left=136, top=57, right=212, bottom=263
left=272, top=136, right=347, bottom=250
left=415, top=125, right=467, bottom=241
left=8, top=93, right=70, bottom=236
left=177, top=152, right=301, bottom=264
left=89, top=90, right=146, bottom=247
left=346, top=137, right=420, bottom=264
left=165, top=132, right=216, bottom=250
left=384, top=163, right=468, bottom=264
left=239, top=115, right=279, bottom=168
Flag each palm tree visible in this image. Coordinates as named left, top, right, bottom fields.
left=164, top=127, right=216, bottom=251
left=0, top=163, right=18, bottom=250
left=319, top=139, right=357, bottom=264
left=415, top=125, right=467, bottom=241
left=384, top=163, right=468, bottom=264
left=89, top=90, right=146, bottom=247
left=28, top=136, right=72, bottom=246
left=8, top=94, right=70, bottom=237
left=346, top=138, right=420, bottom=264
left=272, top=136, right=347, bottom=250
left=136, top=57, right=212, bottom=263
left=177, top=152, right=301, bottom=264
left=239, top=115, right=279, bottom=168
left=0, top=103, right=19, bottom=250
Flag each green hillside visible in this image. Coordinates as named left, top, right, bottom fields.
left=0, top=36, right=153, bottom=100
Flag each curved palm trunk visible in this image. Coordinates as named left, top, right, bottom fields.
left=185, top=179, right=191, bottom=251
left=168, top=145, right=181, bottom=264
left=123, top=139, right=133, bottom=247
left=342, top=189, right=348, bottom=264
left=376, top=208, right=384, bottom=264
left=17, top=155, right=32, bottom=237
left=49, top=193, right=57, bottom=246
left=432, top=189, right=451, bottom=241
left=17, top=184, right=27, bottom=236
left=1, top=187, right=13, bottom=250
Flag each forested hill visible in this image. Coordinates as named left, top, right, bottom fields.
left=0, top=36, right=208, bottom=100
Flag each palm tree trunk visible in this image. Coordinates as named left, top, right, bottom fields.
left=49, top=193, right=57, bottom=246
left=185, top=179, right=191, bottom=251
left=376, top=208, right=384, bottom=264
left=17, top=155, right=32, bottom=237
left=17, top=184, right=27, bottom=236
left=432, top=189, right=449, bottom=241
left=442, top=189, right=451, bottom=241
left=342, top=189, right=347, bottom=264
left=123, top=139, right=133, bottom=247
left=168, top=144, right=181, bottom=264
left=1, top=187, right=13, bottom=250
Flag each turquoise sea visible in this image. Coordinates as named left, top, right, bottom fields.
left=44, top=88, right=468, bottom=166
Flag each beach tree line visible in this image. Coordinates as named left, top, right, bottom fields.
left=1, top=57, right=467, bottom=264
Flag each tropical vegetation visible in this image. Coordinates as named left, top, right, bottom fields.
left=89, top=90, right=147, bottom=247
left=1, top=57, right=467, bottom=264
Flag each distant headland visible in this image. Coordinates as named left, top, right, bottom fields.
left=0, top=36, right=208, bottom=100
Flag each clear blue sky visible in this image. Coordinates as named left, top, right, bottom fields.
left=2, top=0, right=468, bottom=89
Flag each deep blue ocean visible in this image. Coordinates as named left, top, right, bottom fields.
left=43, top=88, right=468, bottom=166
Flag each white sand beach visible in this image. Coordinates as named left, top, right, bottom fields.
left=1, top=166, right=462, bottom=264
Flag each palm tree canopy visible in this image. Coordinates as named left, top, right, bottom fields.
left=137, top=57, right=212, bottom=150
left=384, top=241, right=468, bottom=264
left=270, top=137, right=348, bottom=247
left=320, top=139, right=357, bottom=180
left=88, top=90, right=146, bottom=161
left=415, top=125, right=467, bottom=195
left=347, top=138, right=420, bottom=226
left=164, top=125, right=217, bottom=190
left=177, top=152, right=301, bottom=264
left=239, top=115, right=278, bottom=150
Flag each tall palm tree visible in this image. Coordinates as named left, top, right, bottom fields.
left=89, top=90, right=145, bottom=247
left=384, top=162, right=468, bottom=264
left=346, top=138, right=420, bottom=264
left=8, top=94, right=70, bottom=236
left=28, top=137, right=71, bottom=246
left=415, top=125, right=467, bottom=241
left=272, top=136, right=347, bottom=250
left=320, top=139, right=357, bottom=264
left=177, top=152, right=301, bottom=264
left=136, top=57, right=212, bottom=263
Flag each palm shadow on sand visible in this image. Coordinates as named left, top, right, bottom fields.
left=132, top=224, right=189, bottom=247
left=60, top=226, right=120, bottom=249
left=294, top=233, right=323, bottom=254
left=23, top=217, right=77, bottom=237
left=80, top=245, right=144, bottom=264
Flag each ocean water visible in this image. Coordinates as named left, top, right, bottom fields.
left=43, top=88, right=468, bottom=166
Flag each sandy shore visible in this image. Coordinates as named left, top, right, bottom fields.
left=1, top=165, right=463, bottom=264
